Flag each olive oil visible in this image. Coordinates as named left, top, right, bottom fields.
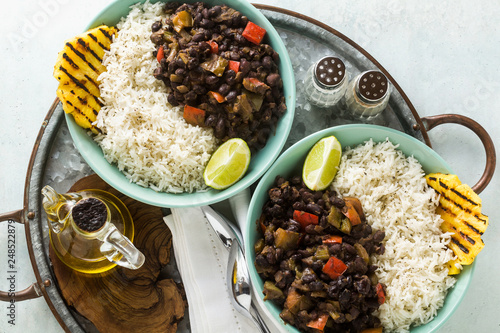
left=42, top=187, right=139, bottom=274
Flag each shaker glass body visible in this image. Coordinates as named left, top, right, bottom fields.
left=345, top=70, right=391, bottom=117
left=304, top=56, right=348, bottom=108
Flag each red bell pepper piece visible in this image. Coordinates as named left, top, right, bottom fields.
left=293, top=210, right=319, bottom=230
left=248, top=77, right=262, bottom=84
left=207, top=40, right=218, bottom=54
left=183, top=105, right=206, bottom=126
left=228, top=60, right=240, bottom=73
left=376, top=283, right=386, bottom=304
left=156, top=46, right=164, bottom=63
left=242, top=21, right=266, bottom=45
left=322, top=256, right=347, bottom=279
left=258, top=215, right=267, bottom=233
left=306, top=313, right=329, bottom=331
left=260, top=222, right=266, bottom=234
left=323, top=235, right=343, bottom=245
left=208, top=91, right=225, bottom=103
left=342, top=201, right=362, bottom=226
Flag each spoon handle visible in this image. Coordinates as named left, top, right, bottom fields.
left=250, top=303, right=271, bottom=333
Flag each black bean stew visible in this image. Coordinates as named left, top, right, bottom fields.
left=254, top=175, right=386, bottom=333
left=151, top=2, right=287, bottom=152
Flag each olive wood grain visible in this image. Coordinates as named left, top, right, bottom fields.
left=49, top=174, right=186, bottom=333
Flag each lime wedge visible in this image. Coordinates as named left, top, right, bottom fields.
left=204, top=138, right=251, bottom=190
left=302, top=136, right=342, bottom=191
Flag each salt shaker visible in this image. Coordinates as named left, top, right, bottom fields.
left=304, top=56, right=348, bottom=108
left=344, top=70, right=391, bottom=117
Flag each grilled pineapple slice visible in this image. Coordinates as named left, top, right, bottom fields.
left=426, top=173, right=488, bottom=274
left=53, top=25, right=117, bottom=133
left=427, top=173, right=488, bottom=233
left=446, top=259, right=462, bottom=275
left=440, top=213, right=484, bottom=265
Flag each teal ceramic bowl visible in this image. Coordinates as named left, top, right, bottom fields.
left=66, top=0, right=295, bottom=208
left=245, top=124, right=474, bottom=333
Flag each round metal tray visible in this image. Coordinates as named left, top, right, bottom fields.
left=0, top=5, right=495, bottom=333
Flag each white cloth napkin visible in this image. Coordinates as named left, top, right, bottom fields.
left=165, top=206, right=257, bottom=333
left=229, top=189, right=288, bottom=333
left=165, top=188, right=287, bottom=333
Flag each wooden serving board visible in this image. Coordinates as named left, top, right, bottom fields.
left=49, top=174, right=186, bottom=333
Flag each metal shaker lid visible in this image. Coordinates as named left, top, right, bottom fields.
left=314, top=56, right=346, bottom=89
left=355, top=70, right=389, bottom=103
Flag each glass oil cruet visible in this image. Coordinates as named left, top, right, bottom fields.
left=41, top=185, right=145, bottom=274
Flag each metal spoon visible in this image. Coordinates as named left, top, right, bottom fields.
left=200, top=206, right=270, bottom=332
left=227, top=240, right=270, bottom=333
left=201, top=205, right=242, bottom=250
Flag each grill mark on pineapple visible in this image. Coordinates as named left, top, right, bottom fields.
left=63, top=53, right=79, bottom=69
left=67, top=102, right=93, bottom=125
left=438, top=180, right=449, bottom=190
left=76, top=95, right=99, bottom=116
left=440, top=205, right=484, bottom=235
left=83, top=74, right=100, bottom=90
left=99, top=27, right=113, bottom=42
left=464, top=221, right=483, bottom=235
left=427, top=176, right=437, bottom=184
left=77, top=37, right=102, bottom=63
left=460, top=232, right=476, bottom=245
left=451, top=238, right=469, bottom=254
left=431, top=178, right=482, bottom=218
left=70, top=87, right=103, bottom=108
left=475, top=214, right=488, bottom=224
left=88, top=32, right=109, bottom=51
left=442, top=194, right=488, bottom=230
left=95, top=96, right=104, bottom=107
left=450, top=187, right=480, bottom=208
left=77, top=95, right=88, bottom=105
left=65, top=42, right=97, bottom=72
left=441, top=193, right=470, bottom=214
left=59, top=66, right=90, bottom=93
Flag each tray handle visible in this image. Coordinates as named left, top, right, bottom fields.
left=0, top=209, right=48, bottom=302
left=421, top=114, right=496, bottom=194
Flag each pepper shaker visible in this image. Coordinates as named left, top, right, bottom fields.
left=344, top=70, right=391, bottom=117
left=304, top=56, right=349, bottom=108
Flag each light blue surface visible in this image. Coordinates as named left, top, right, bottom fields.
left=1, top=1, right=498, bottom=332
left=66, top=0, right=296, bottom=208
left=245, top=124, right=475, bottom=333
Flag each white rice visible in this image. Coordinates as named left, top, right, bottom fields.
left=94, top=2, right=218, bottom=193
left=331, top=139, right=456, bottom=332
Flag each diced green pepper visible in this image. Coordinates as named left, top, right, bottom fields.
left=327, top=206, right=342, bottom=229
left=263, top=281, right=284, bottom=301
left=172, top=10, right=193, bottom=33
left=284, top=288, right=313, bottom=314
left=340, top=217, right=352, bottom=235
left=170, top=74, right=183, bottom=83
left=274, top=228, right=300, bottom=251
left=354, top=243, right=370, bottom=263
left=200, top=54, right=228, bottom=77
left=163, top=31, right=175, bottom=42
left=326, top=300, right=342, bottom=320
left=314, top=245, right=330, bottom=261
left=178, top=52, right=189, bottom=64
left=254, top=238, right=265, bottom=254
left=244, top=89, right=264, bottom=112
